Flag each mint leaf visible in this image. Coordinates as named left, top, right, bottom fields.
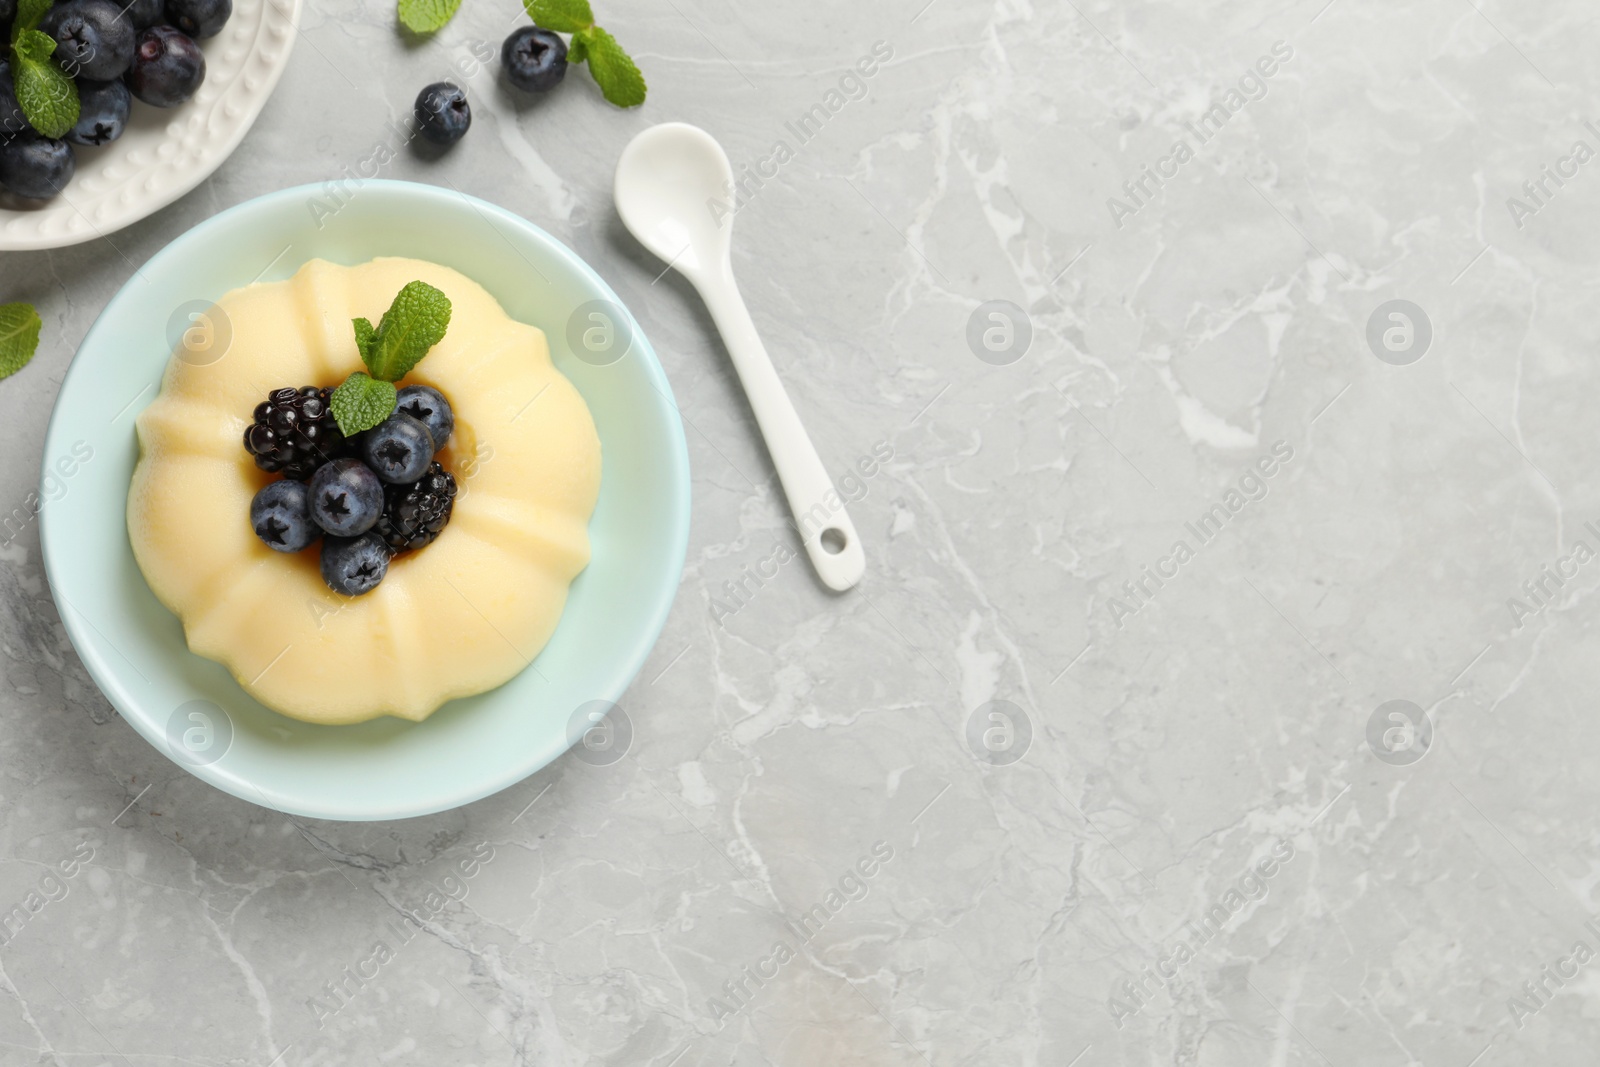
left=330, top=373, right=397, bottom=436
left=11, top=27, right=51, bottom=61
left=524, top=0, right=593, bottom=32
left=358, top=280, right=452, bottom=382
left=567, top=33, right=588, bottom=64
left=11, top=0, right=51, bottom=41
left=397, top=0, right=462, bottom=34
left=352, top=316, right=376, bottom=361
left=12, top=31, right=79, bottom=139
left=580, top=26, right=645, bottom=108
left=0, top=303, right=41, bottom=380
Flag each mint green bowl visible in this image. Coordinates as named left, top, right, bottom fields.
left=39, top=180, right=690, bottom=821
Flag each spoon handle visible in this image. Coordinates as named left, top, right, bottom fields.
left=699, top=279, right=866, bottom=592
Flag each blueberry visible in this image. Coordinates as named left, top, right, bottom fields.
left=320, top=533, right=390, bottom=596
left=0, top=134, right=75, bottom=200
left=0, top=64, right=28, bottom=139
left=501, top=27, right=567, bottom=93
left=395, top=385, right=453, bottom=450
left=250, top=479, right=320, bottom=553
left=164, top=0, right=230, bottom=39
left=0, top=0, right=14, bottom=22
left=413, top=81, right=469, bottom=146
left=308, top=458, right=383, bottom=536
left=360, top=411, right=435, bottom=484
left=126, top=25, right=205, bottom=108
left=118, top=0, right=165, bottom=30
left=41, top=0, right=135, bottom=81
left=66, top=80, right=131, bottom=146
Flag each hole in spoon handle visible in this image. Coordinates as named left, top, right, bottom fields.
left=803, top=514, right=864, bottom=591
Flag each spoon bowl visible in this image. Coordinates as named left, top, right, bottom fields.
left=614, top=123, right=735, bottom=283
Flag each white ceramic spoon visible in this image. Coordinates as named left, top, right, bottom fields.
left=615, top=122, right=866, bottom=592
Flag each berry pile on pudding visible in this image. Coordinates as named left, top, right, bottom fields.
left=128, top=257, right=602, bottom=726
left=239, top=280, right=465, bottom=598
left=247, top=395, right=459, bottom=593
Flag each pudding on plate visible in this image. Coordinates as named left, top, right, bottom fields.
left=127, top=257, right=602, bottom=725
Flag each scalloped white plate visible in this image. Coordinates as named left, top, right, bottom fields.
left=0, top=0, right=300, bottom=250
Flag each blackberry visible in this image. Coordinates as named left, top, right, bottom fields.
left=374, top=462, right=457, bottom=552
left=243, top=386, right=345, bottom=480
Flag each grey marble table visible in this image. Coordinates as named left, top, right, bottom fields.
left=1, top=0, right=1596, bottom=1063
